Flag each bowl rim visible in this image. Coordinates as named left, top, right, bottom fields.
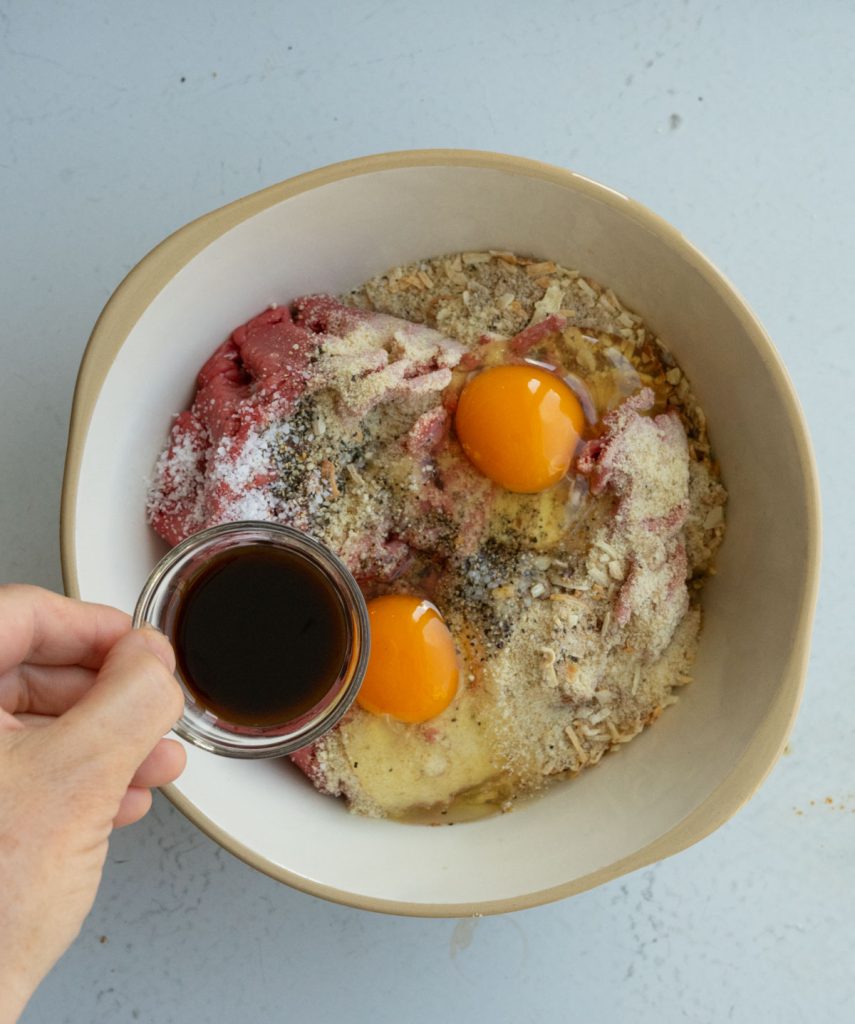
left=60, top=148, right=822, bottom=917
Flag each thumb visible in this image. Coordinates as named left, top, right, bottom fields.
left=53, top=628, right=185, bottom=778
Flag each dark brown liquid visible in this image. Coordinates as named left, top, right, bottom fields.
left=173, top=544, right=349, bottom=727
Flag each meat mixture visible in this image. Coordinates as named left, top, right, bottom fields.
left=147, top=251, right=726, bottom=821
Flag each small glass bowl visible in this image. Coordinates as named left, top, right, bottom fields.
left=133, top=521, right=370, bottom=758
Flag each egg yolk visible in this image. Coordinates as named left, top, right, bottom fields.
left=357, top=595, right=459, bottom=724
left=454, top=364, right=585, bottom=493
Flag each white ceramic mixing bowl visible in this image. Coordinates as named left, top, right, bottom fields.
left=61, top=150, right=820, bottom=915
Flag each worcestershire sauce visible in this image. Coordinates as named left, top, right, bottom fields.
left=174, top=544, right=349, bottom=727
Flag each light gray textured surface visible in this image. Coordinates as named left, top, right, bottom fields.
left=2, top=1, right=852, bottom=1021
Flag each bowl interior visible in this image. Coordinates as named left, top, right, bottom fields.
left=65, top=157, right=817, bottom=913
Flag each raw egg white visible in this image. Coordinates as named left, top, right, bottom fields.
left=454, top=364, right=585, bottom=493
left=357, top=595, right=460, bottom=723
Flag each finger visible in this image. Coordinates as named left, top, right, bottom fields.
left=113, top=786, right=153, bottom=828
left=129, top=738, right=186, bottom=788
left=0, top=707, right=25, bottom=733
left=12, top=712, right=53, bottom=728
left=53, top=628, right=184, bottom=779
left=0, top=585, right=131, bottom=676
left=0, top=663, right=98, bottom=717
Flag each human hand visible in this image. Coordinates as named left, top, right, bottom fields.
left=0, top=585, right=186, bottom=1023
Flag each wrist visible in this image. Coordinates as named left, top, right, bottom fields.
left=0, top=970, right=34, bottom=1024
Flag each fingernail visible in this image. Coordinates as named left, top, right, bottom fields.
left=136, top=626, right=176, bottom=670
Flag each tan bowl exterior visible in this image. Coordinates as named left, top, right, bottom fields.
left=60, top=150, right=820, bottom=916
